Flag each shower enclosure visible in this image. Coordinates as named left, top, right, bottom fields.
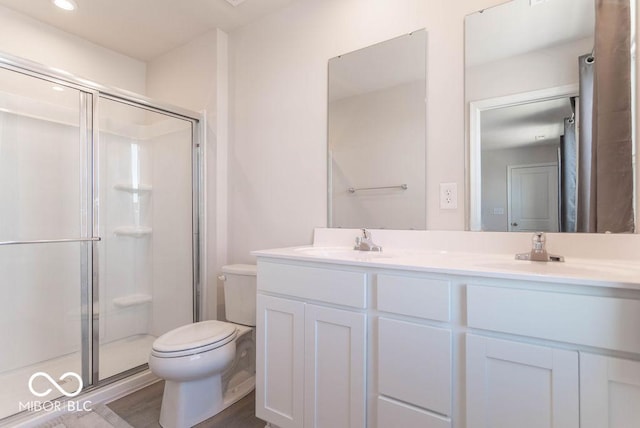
left=0, top=55, right=201, bottom=420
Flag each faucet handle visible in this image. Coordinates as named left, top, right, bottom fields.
left=354, top=228, right=382, bottom=252
left=532, top=232, right=546, bottom=250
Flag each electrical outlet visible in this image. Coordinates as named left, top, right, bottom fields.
left=440, top=182, right=457, bottom=209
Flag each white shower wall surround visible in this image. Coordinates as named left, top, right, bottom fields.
left=0, top=111, right=82, bottom=373
left=0, top=98, right=194, bottom=373
left=99, top=107, right=194, bottom=346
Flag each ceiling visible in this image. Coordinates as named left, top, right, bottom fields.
left=465, top=0, right=594, bottom=68
left=0, top=0, right=298, bottom=61
left=481, top=97, right=574, bottom=151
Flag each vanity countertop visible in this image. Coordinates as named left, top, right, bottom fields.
left=252, top=245, right=640, bottom=290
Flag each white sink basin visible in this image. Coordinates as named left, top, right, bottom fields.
left=474, top=260, right=639, bottom=278
left=293, top=246, right=392, bottom=259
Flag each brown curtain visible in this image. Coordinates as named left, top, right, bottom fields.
left=582, top=0, right=635, bottom=233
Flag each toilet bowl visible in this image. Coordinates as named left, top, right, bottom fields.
left=148, top=264, right=257, bottom=428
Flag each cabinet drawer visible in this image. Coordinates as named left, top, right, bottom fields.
left=378, top=396, right=450, bottom=428
left=258, top=261, right=367, bottom=308
left=377, top=274, right=450, bottom=321
left=467, top=285, right=640, bottom=353
left=378, top=317, right=451, bottom=415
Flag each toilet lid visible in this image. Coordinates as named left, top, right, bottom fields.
left=152, top=320, right=237, bottom=354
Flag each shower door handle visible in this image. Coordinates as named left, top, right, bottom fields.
left=0, top=237, right=101, bottom=246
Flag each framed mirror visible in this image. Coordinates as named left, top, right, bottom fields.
left=328, top=30, right=427, bottom=230
left=466, top=0, right=636, bottom=233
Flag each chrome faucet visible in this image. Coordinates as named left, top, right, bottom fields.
left=515, top=232, right=564, bottom=262
left=354, top=229, right=382, bottom=252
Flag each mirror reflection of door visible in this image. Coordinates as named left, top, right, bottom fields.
left=480, top=97, right=572, bottom=232
left=467, top=0, right=636, bottom=233
left=508, top=163, right=559, bottom=232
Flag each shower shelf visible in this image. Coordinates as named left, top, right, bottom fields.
left=114, top=226, right=152, bottom=238
left=114, top=183, right=152, bottom=193
left=113, top=293, right=152, bottom=308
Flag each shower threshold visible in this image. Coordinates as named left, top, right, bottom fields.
left=0, top=334, right=156, bottom=420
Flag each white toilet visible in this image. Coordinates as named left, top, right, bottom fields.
left=149, top=264, right=257, bottom=428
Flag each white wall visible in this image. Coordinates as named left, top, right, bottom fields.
left=330, top=81, right=426, bottom=229
left=147, top=29, right=227, bottom=320
left=146, top=30, right=218, bottom=112
left=228, top=0, right=505, bottom=263
left=466, top=37, right=593, bottom=102
left=0, top=5, right=146, bottom=93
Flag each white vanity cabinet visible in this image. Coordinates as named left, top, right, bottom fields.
left=254, top=248, right=640, bottom=428
left=256, top=261, right=367, bottom=428
left=376, top=273, right=453, bottom=428
left=466, top=335, right=579, bottom=428
left=466, top=283, right=640, bottom=428
left=256, top=294, right=305, bottom=428
left=580, top=353, right=640, bottom=428
left=304, top=304, right=366, bottom=428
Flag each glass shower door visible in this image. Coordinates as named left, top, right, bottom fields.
left=0, top=68, right=93, bottom=418
left=97, top=97, right=195, bottom=380
left=0, top=58, right=201, bottom=422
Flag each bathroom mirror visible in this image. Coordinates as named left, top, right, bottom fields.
left=328, top=30, right=427, bottom=230
left=466, top=0, right=636, bottom=233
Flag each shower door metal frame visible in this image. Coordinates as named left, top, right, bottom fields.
left=97, top=92, right=203, bottom=327
left=81, top=89, right=97, bottom=388
left=0, top=51, right=204, bottom=395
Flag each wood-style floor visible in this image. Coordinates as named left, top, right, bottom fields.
left=107, top=381, right=266, bottom=428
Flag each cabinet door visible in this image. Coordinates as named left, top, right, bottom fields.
left=581, top=353, right=640, bottom=428
left=466, top=335, right=578, bottom=428
left=304, top=304, right=366, bottom=428
left=256, top=294, right=305, bottom=428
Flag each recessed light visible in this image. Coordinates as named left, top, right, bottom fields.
left=52, top=0, right=78, bottom=11
left=52, top=85, right=65, bottom=92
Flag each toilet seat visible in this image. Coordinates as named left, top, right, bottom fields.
left=151, top=320, right=237, bottom=358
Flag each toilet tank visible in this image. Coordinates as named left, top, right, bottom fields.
left=222, top=264, right=257, bottom=326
